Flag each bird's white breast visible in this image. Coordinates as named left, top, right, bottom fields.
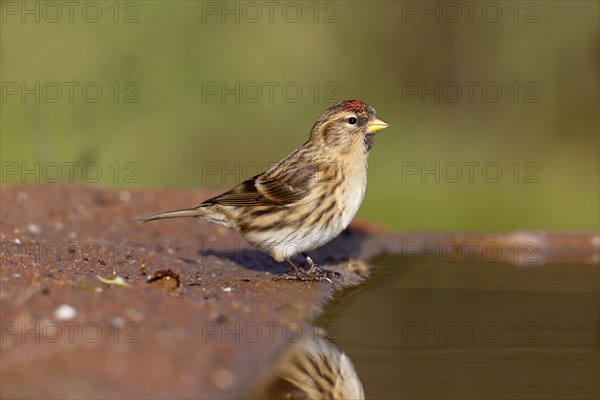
left=337, top=161, right=368, bottom=230
left=294, top=159, right=367, bottom=253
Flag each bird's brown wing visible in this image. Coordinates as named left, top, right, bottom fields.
left=204, top=165, right=318, bottom=207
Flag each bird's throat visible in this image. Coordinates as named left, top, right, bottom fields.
left=364, top=133, right=376, bottom=151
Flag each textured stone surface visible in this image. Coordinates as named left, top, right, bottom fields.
left=1, top=184, right=597, bottom=398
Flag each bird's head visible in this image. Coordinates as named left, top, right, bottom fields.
left=309, top=100, right=389, bottom=155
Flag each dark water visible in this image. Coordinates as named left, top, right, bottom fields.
left=316, top=256, right=600, bottom=399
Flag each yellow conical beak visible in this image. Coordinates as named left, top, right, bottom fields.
left=366, top=117, right=389, bottom=133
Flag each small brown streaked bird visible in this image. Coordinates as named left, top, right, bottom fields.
left=137, top=100, right=389, bottom=281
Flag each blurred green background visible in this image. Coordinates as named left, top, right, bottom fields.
left=1, top=1, right=598, bottom=231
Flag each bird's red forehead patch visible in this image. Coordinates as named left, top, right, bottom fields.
left=342, top=100, right=367, bottom=113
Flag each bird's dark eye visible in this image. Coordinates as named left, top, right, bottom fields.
left=348, top=117, right=357, bottom=125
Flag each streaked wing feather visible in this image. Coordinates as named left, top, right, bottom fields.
left=204, top=167, right=316, bottom=207
left=205, top=177, right=266, bottom=206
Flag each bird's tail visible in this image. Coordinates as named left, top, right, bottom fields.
left=135, top=206, right=211, bottom=223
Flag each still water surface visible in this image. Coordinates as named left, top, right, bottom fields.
left=317, top=256, right=599, bottom=399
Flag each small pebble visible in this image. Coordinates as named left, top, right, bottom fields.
left=124, top=308, right=145, bottom=321
left=211, top=368, right=236, bottom=390
left=28, top=223, right=41, bottom=234
left=222, top=287, right=232, bottom=293
left=119, top=190, right=132, bottom=202
left=54, top=304, right=77, bottom=320
left=16, top=191, right=28, bottom=202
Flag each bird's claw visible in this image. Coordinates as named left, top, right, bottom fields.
left=307, top=265, right=343, bottom=282
left=272, top=265, right=342, bottom=283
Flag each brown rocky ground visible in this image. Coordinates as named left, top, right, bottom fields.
left=1, top=184, right=598, bottom=399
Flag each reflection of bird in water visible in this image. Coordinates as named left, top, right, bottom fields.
left=249, top=329, right=364, bottom=400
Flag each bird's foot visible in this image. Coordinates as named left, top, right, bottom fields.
left=272, top=265, right=342, bottom=283
left=306, top=264, right=343, bottom=282
left=272, top=269, right=312, bottom=282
